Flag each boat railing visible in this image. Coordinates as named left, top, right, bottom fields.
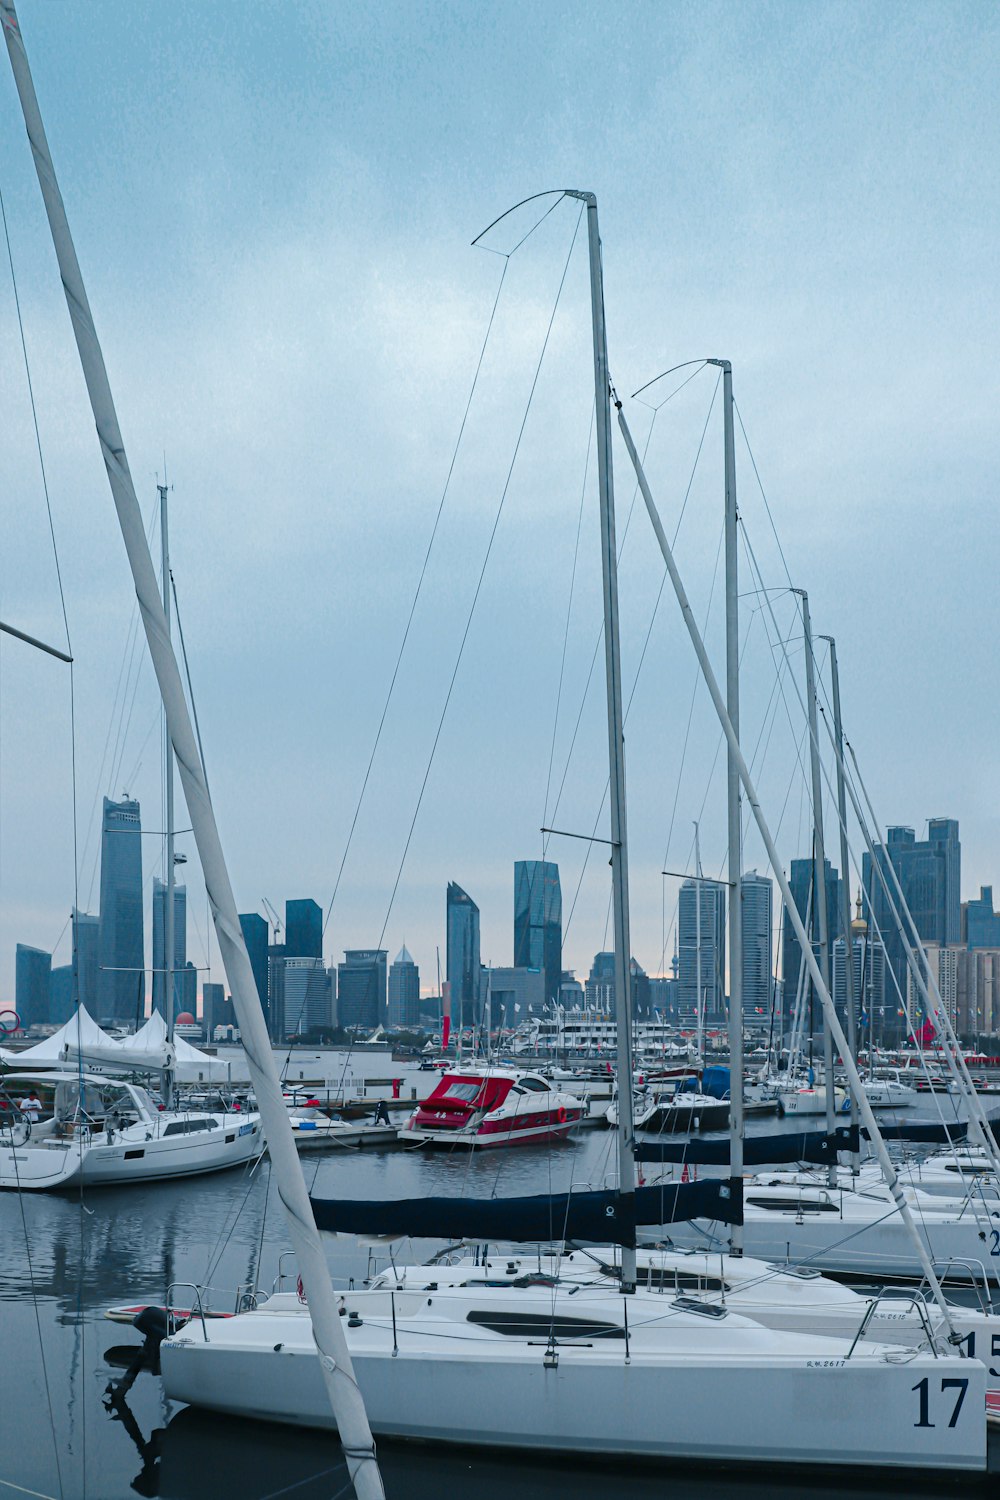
left=165, top=1281, right=209, bottom=1342
left=921, top=1257, right=997, bottom=1314
left=273, top=1249, right=359, bottom=1295
left=845, top=1287, right=940, bottom=1360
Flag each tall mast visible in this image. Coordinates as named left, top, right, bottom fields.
left=796, top=589, right=836, bottom=1183
left=160, top=483, right=176, bottom=1102
left=820, top=634, right=860, bottom=1173
left=574, top=190, right=636, bottom=1292
left=715, top=358, right=744, bottom=1251
left=0, top=9, right=384, bottom=1493
left=615, top=399, right=959, bottom=1333
left=694, top=821, right=703, bottom=1064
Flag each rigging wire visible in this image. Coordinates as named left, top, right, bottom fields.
left=371, top=203, right=585, bottom=954
left=734, top=398, right=793, bottom=588
left=1, top=177, right=79, bottom=1500
left=170, top=570, right=211, bottom=793
left=320, top=257, right=511, bottom=946
left=542, top=405, right=594, bottom=833
left=545, top=366, right=720, bottom=856
left=561, top=377, right=723, bottom=951
left=78, top=497, right=160, bottom=910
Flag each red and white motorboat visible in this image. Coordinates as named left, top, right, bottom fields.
left=400, top=1065, right=583, bottom=1148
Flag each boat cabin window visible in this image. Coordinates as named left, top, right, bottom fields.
left=466, top=1311, right=623, bottom=1339
left=443, top=1082, right=481, bottom=1103
left=517, top=1078, right=549, bottom=1092
left=162, top=1118, right=214, bottom=1136
left=130, top=1086, right=160, bottom=1120
left=746, top=1194, right=838, bottom=1213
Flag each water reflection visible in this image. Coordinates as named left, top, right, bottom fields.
left=157, top=1407, right=999, bottom=1500
left=3, top=1123, right=999, bottom=1500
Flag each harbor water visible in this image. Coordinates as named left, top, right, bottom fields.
left=2, top=1121, right=997, bottom=1500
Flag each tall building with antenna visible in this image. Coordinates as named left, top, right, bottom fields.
left=677, top=878, right=726, bottom=1025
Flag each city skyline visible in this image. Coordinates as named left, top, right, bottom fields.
left=18, top=810, right=1000, bottom=1035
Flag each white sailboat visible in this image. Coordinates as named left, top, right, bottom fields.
left=0, top=1069, right=260, bottom=1189
left=155, top=192, right=987, bottom=1469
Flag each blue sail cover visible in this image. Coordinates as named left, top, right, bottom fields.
left=863, top=1120, right=969, bottom=1144
left=309, top=1178, right=742, bottom=1249
left=634, top=1125, right=858, bottom=1166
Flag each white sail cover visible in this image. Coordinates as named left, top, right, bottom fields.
left=1, top=1006, right=118, bottom=1067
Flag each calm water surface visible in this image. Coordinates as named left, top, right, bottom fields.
left=1, top=1123, right=995, bottom=1500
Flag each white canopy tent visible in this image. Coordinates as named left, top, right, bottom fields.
left=0, top=1006, right=118, bottom=1067
left=5, top=1005, right=235, bottom=1084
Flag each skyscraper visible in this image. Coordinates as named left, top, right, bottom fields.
left=285, top=898, right=323, bottom=960
left=781, top=855, right=842, bottom=1002
left=337, top=949, right=387, bottom=1031
left=963, top=886, right=1000, bottom=949
left=202, top=981, right=231, bottom=1037
left=862, top=819, right=961, bottom=1027
left=388, top=945, right=420, bottom=1030
left=585, top=951, right=616, bottom=1012
left=239, top=913, right=270, bottom=1028
left=50, top=964, right=74, bottom=1023
left=446, top=883, right=481, bottom=1029
left=741, top=871, right=774, bottom=1018
left=513, top=860, right=562, bottom=1006
left=677, top=878, right=726, bottom=1024
left=833, top=898, right=886, bottom=1035
left=267, top=942, right=287, bottom=1040
left=15, top=943, right=51, bottom=1028
left=152, top=878, right=187, bottom=1018
left=98, top=796, right=144, bottom=1024
left=283, top=957, right=333, bottom=1034
left=73, top=910, right=99, bottom=1013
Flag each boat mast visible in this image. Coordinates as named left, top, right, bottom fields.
left=574, top=190, right=637, bottom=1292
left=0, top=9, right=384, bottom=1493
left=694, top=820, right=703, bottom=1064
left=796, top=589, right=837, bottom=1184
left=615, top=399, right=959, bottom=1331
left=714, top=358, right=744, bottom=1251
left=160, top=482, right=176, bottom=1106
left=820, top=634, right=860, bottom=1172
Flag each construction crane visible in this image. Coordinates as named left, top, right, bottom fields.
left=262, top=896, right=282, bottom=944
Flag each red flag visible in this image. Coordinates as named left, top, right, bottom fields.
left=908, top=1017, right=937, bottom=1048
left=442, top=1015, right=451, bottom=1049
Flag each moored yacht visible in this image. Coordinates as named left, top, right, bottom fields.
left=158, top=1278, right=986, bottom=1472
left=400, top=1064, right=583, bottom=1148
left=0, top=1071, right=261, bottom=1189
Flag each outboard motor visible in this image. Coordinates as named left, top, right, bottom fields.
left=105, top=1305, right=184, bottom=1411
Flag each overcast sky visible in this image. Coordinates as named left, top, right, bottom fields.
left=0, top=1, right=998, bottom=1006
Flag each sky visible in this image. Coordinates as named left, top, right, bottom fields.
left=0, top=0, right=998, bottom=1007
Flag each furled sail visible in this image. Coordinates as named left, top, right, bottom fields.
left=863, top=1120, right=968, bottom=1144
left=310, top=1178, right=742, bottom=1248
left=634, top=1125, right=858, bottom=1166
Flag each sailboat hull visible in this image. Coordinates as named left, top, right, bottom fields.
left=659, top=1189, right=1000, bottom=1283
left=0, top=1115, right=262, bottom=1190
left=160, top=1293, right=986, bottom=1471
